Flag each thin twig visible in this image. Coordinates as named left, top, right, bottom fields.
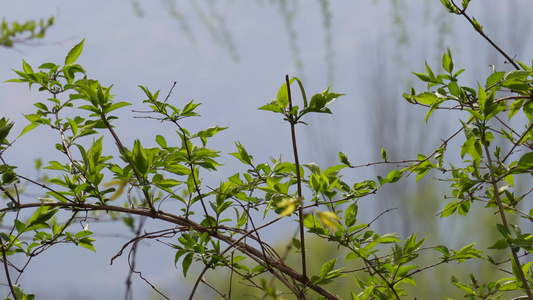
left=449, top=0, right=520, bottom=70
left=126, top=245, right=170, bottom=300
left=124, top=216, right=146, bottom=300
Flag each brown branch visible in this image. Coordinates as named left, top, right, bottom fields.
left=0, top=186, right=18, bottom=207
left=0, top=201, right=340, bottom=299
left=1, top=245, right=18, bottom=300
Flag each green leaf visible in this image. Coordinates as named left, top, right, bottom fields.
left=132, top=139, right=149, bottom=177
left=1, top=170, right=18, bottom=185
left=488, top=238, right=508, bottom=250
left=339, top=152, right=351, bottom=166
left=350, top=292, right=361, bottom=300
left=477, top=83, right=487, bottom=112
left=486, top=71, right=505, bottom=87
left=78, top=237, right=96, bottom=252
left=496, top=223, right=511, bottom=238
left=229, top=142, right=252, bottom=165
left=22, top=59, right=34, bottom=74
left=65, top=39, right=85, bottom=65
left=292, top=238, right=301, bottom=251
left=442, top=48, right=454, bottom=73
left=509, top=99, right=524, bottom=120
left=0, top=119, right=14, bottom=142
left=182, top=252, right=194, bottom=277
left=381, top=148, right=388, bottom=161
left=67, top=118, right=78, bottom=136
left=292, top=77, right=308, bottom=107
left=413, top=92, right=438, bottom=105
left=106, top=102, right=131, bottom=113
left=448, top=81, right=460, bottom=97
left=14, top=219, right=26, bottom=233
left=18, top=122, right=38, bottom=138
left=412, top=72, right=431, bottom=82
left=182, top=100, right=201, bottom=117
left=39, top=62, right=58, bottom=70
left=277, top=78, right=295, bottom=109
left=28, top=206, right=57, bottom=226
left=258, top=103, right=284, bottom=113
left=452, top=281, right=475, bottom=294
left=518, top=152, right=533, bottom=169
left=472, top=17, right=483, bottom=33
left=155, top=135, right=167, bottom=148
left=425, top=61, right=435, bottom=79
left=303, top=214, right=322, bottom=229
left=320, top=258, right=336, bottom=278
left=441, top=201, right=458, bottom=218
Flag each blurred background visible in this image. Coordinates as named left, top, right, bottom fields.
left=1, top=0, right=532, bottom=299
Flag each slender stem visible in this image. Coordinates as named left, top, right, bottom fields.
left=176, top=124, right=215, bottom=231
left=1, top=245, right=18, bottom=300
left=228, top=251, right=234, bottom=299
left=481, top=131, right=533, bottom=299
left=0, top=186, right=18, bottom=207
left=501, top=120, right=533, bottom=164
left=285, top=75, right=308, bottom=295
left=189, top=264, right=211, bottom=300
left=449, top=0, right=520, bottom=70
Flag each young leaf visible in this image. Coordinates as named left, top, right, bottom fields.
left=442, top=48, right=454, bottom=73
left=155, top=135, right=167, bottom=148
left=132, top=139, right=149, bottom=177
left=319, top=258, right=336, bottom=279
left=277, top=78, right=295, bottom=109
left=65, top=39, right=85, bottom=65
left=22, top=59, right=34, bottom=74
left=472, top=17, right=483, bottom=33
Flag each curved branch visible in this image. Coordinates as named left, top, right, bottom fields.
left=0, top=201, right=341, bottom=300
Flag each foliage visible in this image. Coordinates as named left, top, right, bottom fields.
left=1, top=1, right=533, bottom=300
left=0, top=17, right=54, bottom=48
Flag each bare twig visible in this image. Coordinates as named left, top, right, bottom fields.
left=126, top=245, right=170, bottom=300
left=124, top=216, right=146, bottom=300
left=449, top=0, right=520, bottom=70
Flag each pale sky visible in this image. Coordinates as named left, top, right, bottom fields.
left=1, top=1, right=532, bottom=299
